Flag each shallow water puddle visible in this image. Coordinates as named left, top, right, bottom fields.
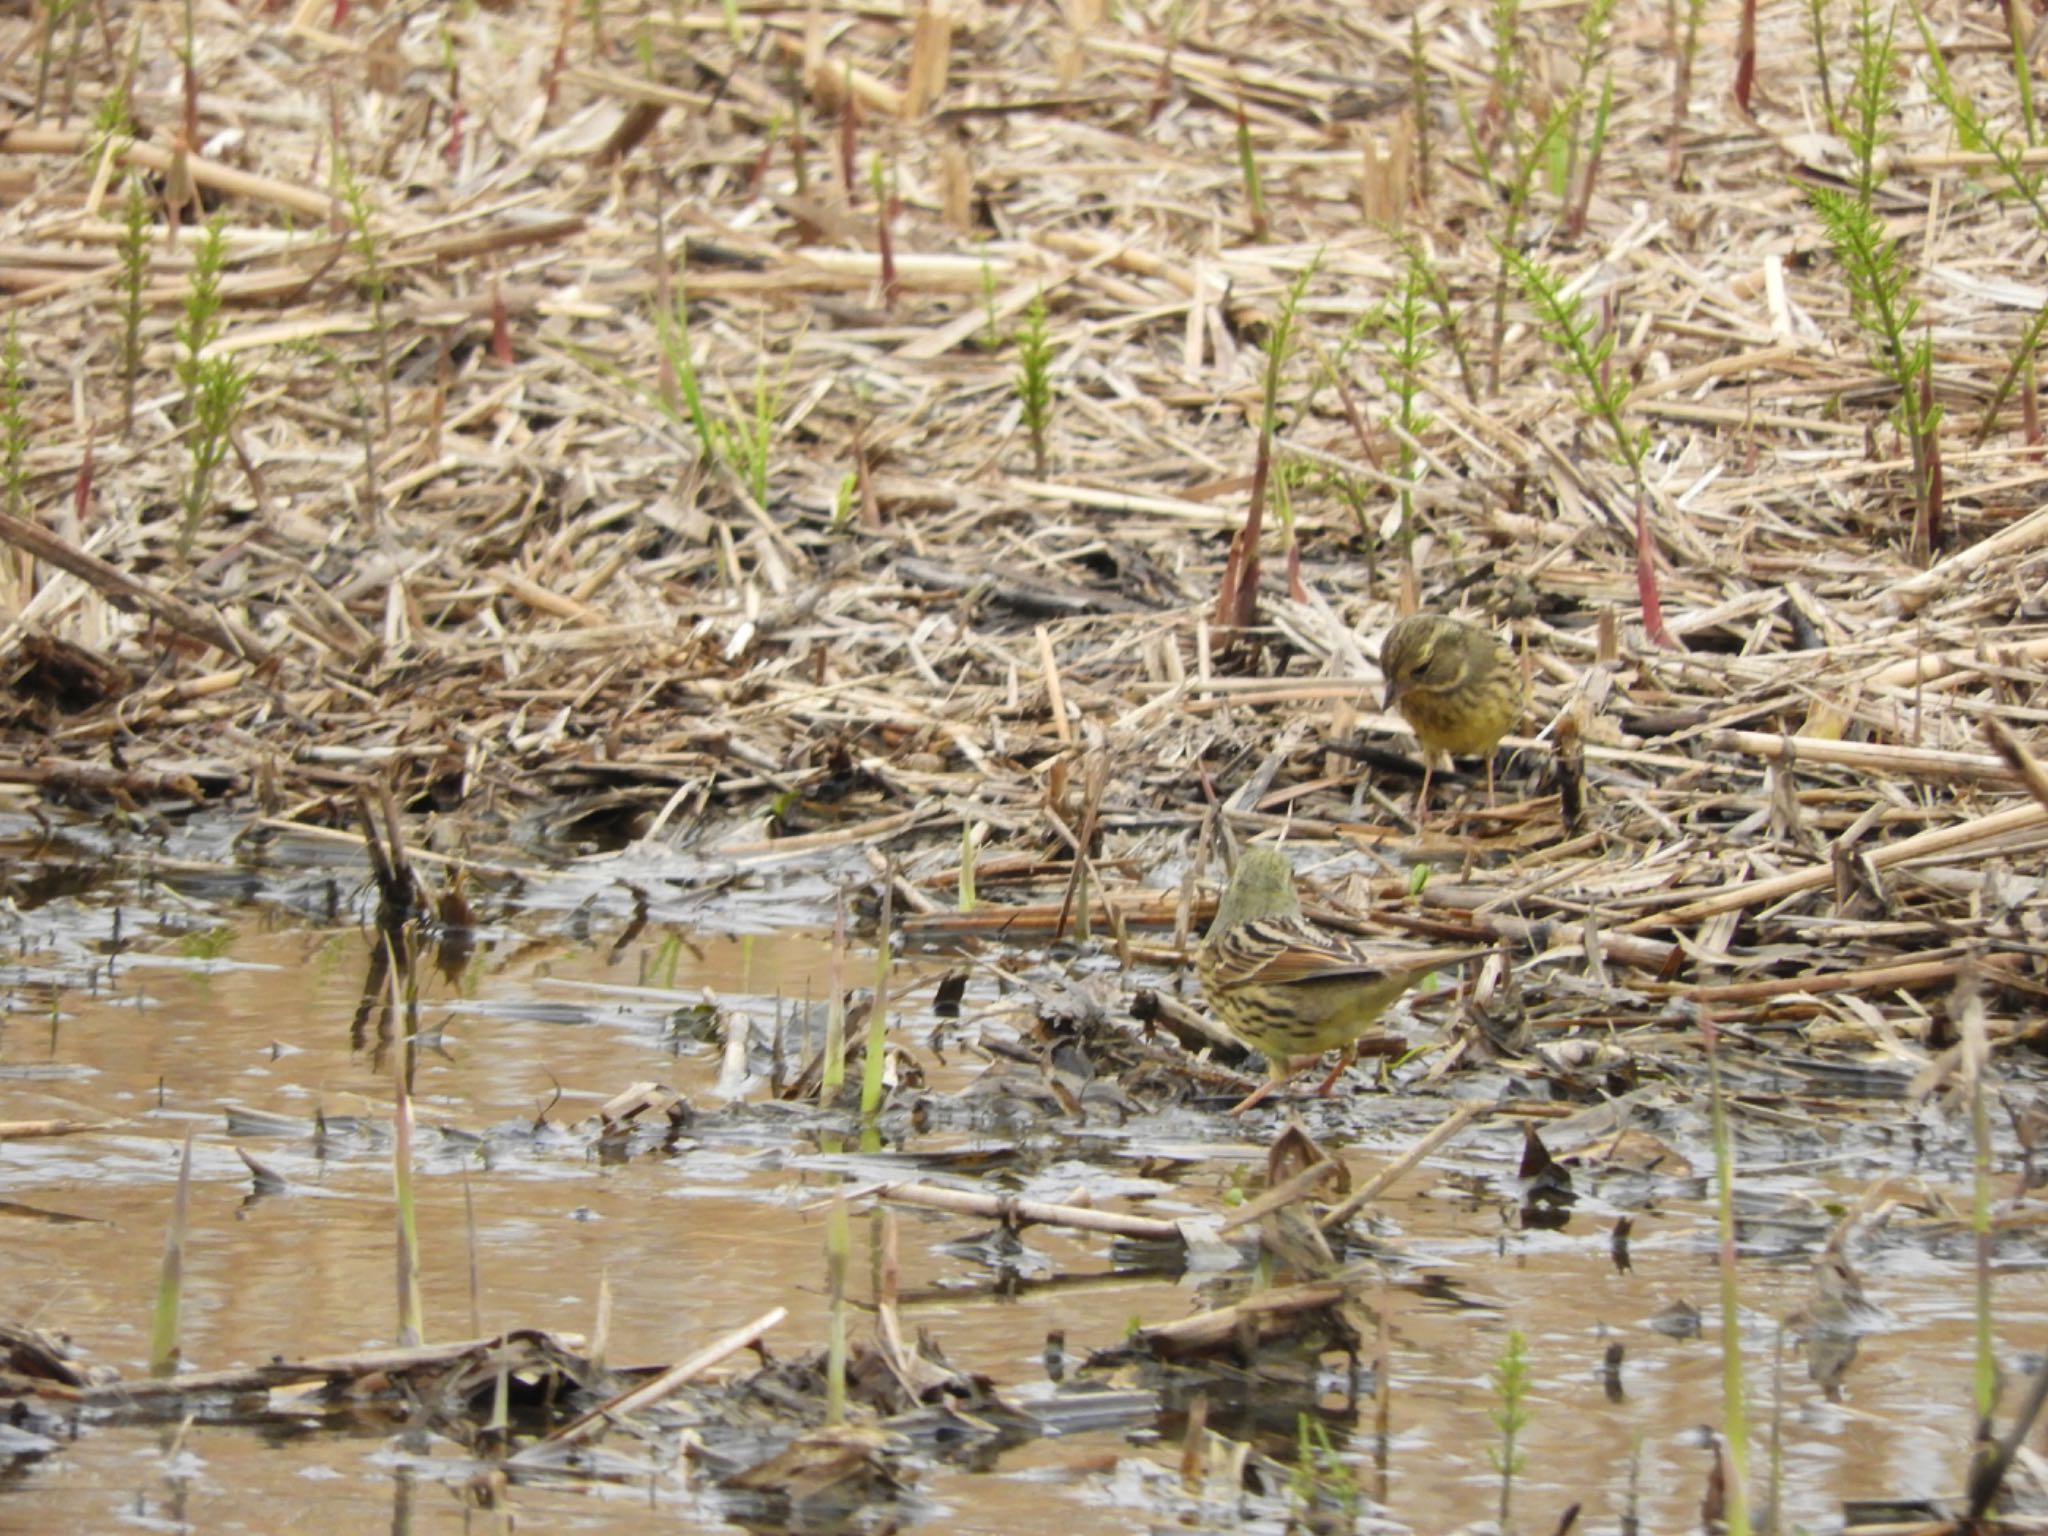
left=2, top=872, right=2044, bottom=1534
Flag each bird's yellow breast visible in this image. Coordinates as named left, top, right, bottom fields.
left=1397, top=679, right=1522, bottom=755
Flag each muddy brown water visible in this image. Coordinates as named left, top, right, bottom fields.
left=0, top=830, right=2041, bottom=1533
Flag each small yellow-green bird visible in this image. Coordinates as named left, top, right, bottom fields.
left=1197, top=846, right=1472, bottom=1113
left=1380, top=612, right=1526, bottom=811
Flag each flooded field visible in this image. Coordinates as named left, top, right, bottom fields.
left=3, top=819, right=2041, bottom=1535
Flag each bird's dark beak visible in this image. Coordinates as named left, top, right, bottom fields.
left=1382, top=678, right=1399, bottom=710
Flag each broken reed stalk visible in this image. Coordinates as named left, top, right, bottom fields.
left=1963, top=988, right=1996, bottom=1422
left=389, top=928, right=425, bottom=1348
left=823, top=895, right=848, bottom=1097
left=1982, top=715, right=2048, bottom=807
left=590, top=1270, right=612, bottom=1384
left=859, top=867, right=892, bottom=1117
left=462, top=1168, right=483, bottom=1339
left=148, top=1127, right=196, bottom=1377
left=1965, top=1356, right=2048, bottom=1522
left=1765, top=1328, right=1785, bottom=1533
left=460, top=1168, right=509, bottom=1435
left=1704, top=1016, right=1751, bottom=1536
left=825, top=1188, right=849, bottom=1425
left=356, top=781, right=423, bottom=937
left=518, top=1307, right=788, bottom=1455
left=875, top=1181, right=1182, bottom=1241
left=958, top=820, right=978, bottom=911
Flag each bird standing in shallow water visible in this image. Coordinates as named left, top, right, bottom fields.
left=1197, top=846, right=1468, bottom=1114
left=1379, top=612, right=1526, bottom=815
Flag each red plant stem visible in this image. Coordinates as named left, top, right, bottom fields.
left=490, top=277, right=513, bottom=365
left=1733, top=0, right=1756, bottom=112
left=839, top=79, right=858, bottom=198
left=73, top=436, right=93, bottom=528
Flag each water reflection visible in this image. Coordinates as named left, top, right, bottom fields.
left=0, top=902, right=2040, bottom=1534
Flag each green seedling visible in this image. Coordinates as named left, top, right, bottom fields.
left=1379, top=250, right=1438, bottom=554
left=1505, top=245, right=1646, bottom=491
left=1289, top=1414, right=1361, bottom=1525
left=1014, top=288, right=1054, bottom=477
left=1234, top=95, right=1269, bottom=241
left=1809, top=0, right=1941, bottom=557
left=0, top=323, right=27, bottom=525
left=116, top=174, right=150, bottom=434
left=1559, top=0, right=1619, bottom=204
left=149, top=1130, right=195, bottom=1376
left=1915, top=1, right=2048, bottom=442
left=1489, top=1328, right=1531, bottom=1526
left=647, top=261, right=794, bottom=505
left=334, top=156, right=393, bottom=439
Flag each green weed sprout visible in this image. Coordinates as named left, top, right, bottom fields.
left=86, top=75, right=132, bottom=172
left=1488, top=1328, right=1531, bottom=1526
left=1014, top=288, right=1054, bottom=476
left=1671, top=0, right=1708, bottom=173
left=1378, top=251, right=1438, bottom=553
left=1809, top=0, right=1941, bottom=557
left=1505, top=245, right=1646, bottom=491
left=335, top=156, right=393, bottom=437
left=149, top=1131, right=195, bottom=1376
left=1559, top=0, right=1618, bottom=206
left=1289, top=1414, right=1361, bottom=1525
left=174, top=214, right=227, bottom=405
left=1915, top=1, right=2048, bottom=442
left=180, top=352, right=247, bottom=555
left=33, top=0, right=75, bottom=121
left=1404, top=240, right=1480, bottom=404
left=980, top=256, right=1001, bottom=349
left=649, top=263, right=790, bottom=504
left=723, top=336, right=790, bottom=505
left=174, top=217, right=248, bottom=555
left=1806, top=0, right=1836, bottom=125
left=1458, top=0, right=1578, bottom=391
left=1458, top=0, right=1564, bottom=387
left=116, top=175, right=150, bottom=435
left=176, top=925, right=234, bottom=961
left=0, top=324, right=28, bottom=523
left=1567, top=72, right=1615, bottom=238
left=1261, top=261, right=1318, bottom=573
left=1409, top=17, right=1432, bottom=204
left=1234, top=95, right=1269, bottom=241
